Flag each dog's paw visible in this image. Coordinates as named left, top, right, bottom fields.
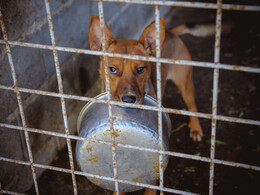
left=190, top=129, right=203, bottom=142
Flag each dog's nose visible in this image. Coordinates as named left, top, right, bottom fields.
left=122, top=95, right=136, bottom=103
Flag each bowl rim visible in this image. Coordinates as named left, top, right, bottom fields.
left=77, top=92, right=172, bottom=133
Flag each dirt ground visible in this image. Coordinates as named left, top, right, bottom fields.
left=26, top=5, right=259, bottom=195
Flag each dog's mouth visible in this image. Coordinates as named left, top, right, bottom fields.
left=121, top=95, right=137, bottom=104
left=121, top=90, right=146, bottom=105
left=111, top=93, right=144, bottom=105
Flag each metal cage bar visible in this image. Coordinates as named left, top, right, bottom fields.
left=0, top=9, right=40, bottom=195
left=97, top=0, right=120, bottom=193
left=103, top=0, right=260, bottom=11
left=1, top=83, right=259, bottom=126
left=0, top=122, right=260, bottom=172
left=0, top=39, right=259, bottom=74
left=0, top=0, right=260, bottom=194
left=1, top=190, right=27, bottom=195
left=154, top=4, right=165, bottom=195
left=43, top=0, right=78, bottom=194
left=209, top=0, right=223, bottom=194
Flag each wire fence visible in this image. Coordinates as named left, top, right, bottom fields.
left=0, top=0, right=260, bottom=195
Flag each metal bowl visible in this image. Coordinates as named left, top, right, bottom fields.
left=76, top=92, right=171, bottom=192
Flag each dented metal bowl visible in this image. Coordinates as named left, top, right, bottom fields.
left=76, top=92, right=171, bottom=192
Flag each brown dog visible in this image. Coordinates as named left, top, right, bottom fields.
left=89, top=15, right=203, bottom=194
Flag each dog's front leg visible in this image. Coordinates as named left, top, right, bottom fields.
left=144, top=188, right=157, bottom=195
left=167, top=65, right=203, bottom=141
left=180, top=76, right=203, bottom=142
left=112, top=192, right=125, bottom=195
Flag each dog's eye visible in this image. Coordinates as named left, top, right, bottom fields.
left=136, top=67, right=145, bottom=74
left=109, top=67, right=117, bottom=74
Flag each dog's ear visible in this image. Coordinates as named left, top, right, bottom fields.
left=139, top=18, right=165, bottom=56
left=89, top=15, right=114, bottom=51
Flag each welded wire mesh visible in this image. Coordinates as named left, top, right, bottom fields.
left=0, top=0, right=260, bottom=195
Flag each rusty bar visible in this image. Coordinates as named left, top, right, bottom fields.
left=0, top=123, right=226, bottom=164
left=213, top=115, right=260, bottom=126
left=1, top=123, right=260, bottom=172
left=0, top=156, right=198, bottom=195
left=103, top=0, right=260, bottom=11
left=1, top=154, right=260, bottom=195
left=1, top=190, right=26, bottom=195
left=97, top=0, right=119, bottom=193
left=1, top=143, right=260, bottom=172
left=209, top=0, right=223, bottom=194
left=0, top=123, right=114, bottom=147
left=73, top=173, right=197, bottom=195
left=43, top=0, right=78, bottom=194
left=0, top=9, right=39, bottom=195
left=1, top=84, right=260, bottom=127
left=221, top=4, right=260, bottom=11
left=209, top=118, right=217, bottom=195
left=213, top=159, right=260, bottom=170
left=1, top=40, right=260, bottom=74
left=0, top=156, right=31, bottom=166
left=155, top=4, right=164, bottom=194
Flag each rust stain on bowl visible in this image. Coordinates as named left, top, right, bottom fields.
left=104, top=129, right=121, bottom=138
left=151, top=172, right=159, bottom=180
left=132, top=177, right=143, bottom=183
left=114, top=130, right=120, bottom=138
left=86, top=146, right=93, bottom=153
left=147, top=153, right=152, bottom=161
left=90, top=178, right=100, bottom=184
left=88, top=156, right=98, bottom=165
left=122, top=168, right=134, bottom=173
left=151, top=162, right=159, bottom=179
left=147, top=153, right=156, bottom=161
left=153, top=162, right=159, bottom=172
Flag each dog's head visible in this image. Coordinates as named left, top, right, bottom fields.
left=89, top=15, right=165, bottom=104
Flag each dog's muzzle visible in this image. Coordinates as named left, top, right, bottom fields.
left=122, top=95, right=136, bottom=103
